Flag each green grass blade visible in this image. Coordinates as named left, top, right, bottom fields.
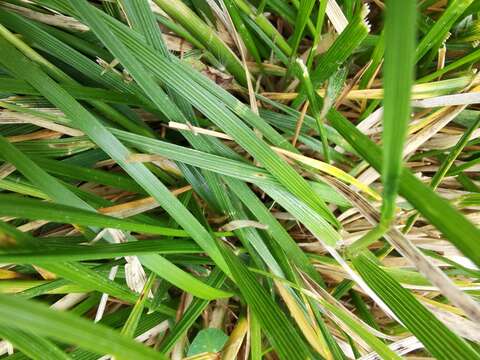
left=221, top=246, right=313, bottom=360
left=0, top=326, right=71, bottom=360
left=0, top=294, right=167, bottom=360
left=293, top=6, right=370, bottom=107
left=0, top=194, right=227, bottom=238
left=380, top=0, right=416, bottom=222
left=67, top=0, right=339, bottom=227
left=120, top=0, right=168, bottom=54
left=289, top=0, right=315, bottom=61
left=352, top=253, right=480, bottom=360
left=152, top=0, right=247, bottom=85
left=0, top=239, right=199, bottom=263
left=0, top=33, right=230, bottom=275
left=158, top=268, right=226, bottom=353
left=0, top=2, right=477, bottom=357
left=233, top=0, right=292, bottom=56
left=121, top=274, right=156, bottom=338
left=138, top=254, right=231, bottom=299
left=0, top=221, right=174, bottom=315
left=327, top=109, right=480, bottom=267
left=416, top=0, right=474, bottom=62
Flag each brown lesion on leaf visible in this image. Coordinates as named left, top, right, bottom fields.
left=0, top=232, right=17, bottom=247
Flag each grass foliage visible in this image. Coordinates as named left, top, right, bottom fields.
left=0, top=0, right=479, bottom=359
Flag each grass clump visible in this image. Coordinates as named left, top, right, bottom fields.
left=0, top=0, right=479, bottom=359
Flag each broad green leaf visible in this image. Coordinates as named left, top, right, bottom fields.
left=186, top=328, right=228, bottom=356
left=0, top=76, right=145, bottom=107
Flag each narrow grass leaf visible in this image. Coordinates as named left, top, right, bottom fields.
left=0, top=294, right=167, bottom=360
left=352, top=253, right=480, bottom=360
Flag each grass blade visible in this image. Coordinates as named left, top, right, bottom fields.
left=0, top=294, right=167, bottom=359
left=352, top=253, right=480, bottom=360
left=380, top=0, right=416, bottom=223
